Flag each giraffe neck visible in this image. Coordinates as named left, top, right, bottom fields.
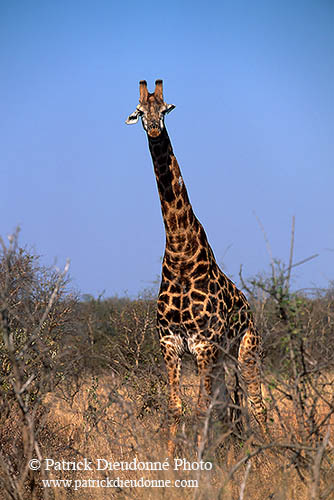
left=148, top=127, right=210, bottom=261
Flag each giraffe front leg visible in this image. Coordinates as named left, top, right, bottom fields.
left=196, top=360, right=212, bottom=417
left=167, top=359, right=182, bottom=456
left=160, top=336, right=183, bottom=456
left=195, top=345, right=219, bottom=454
left=238, top=329, right=267, bottom=433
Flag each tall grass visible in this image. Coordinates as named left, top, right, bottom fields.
left=0, top=231, right=333, bottom=499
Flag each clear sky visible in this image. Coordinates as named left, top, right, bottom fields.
left=1, top=0, right=333, bottom=298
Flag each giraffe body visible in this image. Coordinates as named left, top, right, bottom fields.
left=126, top=80, right=266, bottom=453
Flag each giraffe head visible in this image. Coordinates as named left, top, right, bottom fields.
left=126, top=80, right=175, bottom=137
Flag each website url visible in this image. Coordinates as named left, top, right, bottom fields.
left=42, top=477, right=198, bottom=489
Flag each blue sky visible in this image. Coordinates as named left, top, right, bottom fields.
left=1, top=0, right=333, bottom=297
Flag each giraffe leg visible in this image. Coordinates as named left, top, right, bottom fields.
left=238, top=329, right=267, bottom=433
left=197, top=361, right=212, bottom=416
left=160, top=337, right=183, bottom=456
left=196, top=360, right=212, bottom=453
left=195, top=345, right=220, bottom=453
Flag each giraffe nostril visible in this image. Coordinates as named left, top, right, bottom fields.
left=147, top=121, right=161, bottom=137
left=148, top=128, right=160, bottom=138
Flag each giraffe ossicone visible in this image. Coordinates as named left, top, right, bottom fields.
left=126, top=80, right=267, bottom=455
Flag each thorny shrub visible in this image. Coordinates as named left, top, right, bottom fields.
left=1, top=230, right=334, bottom=499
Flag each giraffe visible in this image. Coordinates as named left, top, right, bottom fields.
left=126, top=80, right=266, bottom=454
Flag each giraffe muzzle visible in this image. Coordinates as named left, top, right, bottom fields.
left=147, top=123, right=161, bottom=137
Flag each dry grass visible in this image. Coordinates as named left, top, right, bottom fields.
left=1, top=237, right=333, bottom=499
left=1, top=367, right=332, bottom=500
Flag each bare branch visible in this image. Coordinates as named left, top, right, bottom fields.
left=310, top=426, right=331, bottom=500
left=239, top=461, right=251, bottom=500
left=285, top=215, right=295, bottom=293
left=253, top=211, right=276, bottom=285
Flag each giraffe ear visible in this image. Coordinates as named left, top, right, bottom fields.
left=163, top=103, right=175, bottom=115
left=125, top=109, right=141, bottom=125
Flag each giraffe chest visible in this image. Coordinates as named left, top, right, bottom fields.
left=157, top=274, right=228, bottom=335
left=157, top=264, right=252, bottom=341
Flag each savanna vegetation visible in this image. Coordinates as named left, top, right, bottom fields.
left=0, top=227, right=333, bottom=500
